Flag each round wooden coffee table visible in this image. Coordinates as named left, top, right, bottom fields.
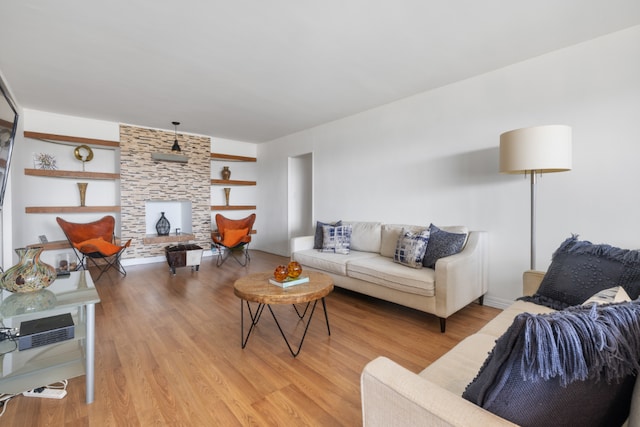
left=233, top=271, right=333, bottom=357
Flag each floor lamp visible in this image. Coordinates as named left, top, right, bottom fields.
left=499, top=125, right=572, bottom=270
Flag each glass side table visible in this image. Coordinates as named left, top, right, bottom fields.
left=0, top=271, right=100, bottom=403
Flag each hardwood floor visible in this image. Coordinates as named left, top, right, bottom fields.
left=1, top=250, right=500, bottom=426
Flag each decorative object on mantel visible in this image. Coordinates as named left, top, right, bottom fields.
left=156, top=212, right=171, bottom=236
left=77, top=182, right=88, bottom=207
left=171, top=121, right=181, bottom=152
left=224, top=187, right=231, bottom=206
left=0, top=247, right=57, bottom=293
left=221, top=166, right=231, bottom=180
left=33, top=152, right=57, bottom=170
left=73, top=144, right=94, bottom=171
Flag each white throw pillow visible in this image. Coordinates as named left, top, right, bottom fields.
left=583, top=286, right=631, bottom=306
left=393, top=228, right=430, bottom=269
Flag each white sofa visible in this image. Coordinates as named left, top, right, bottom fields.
left=360, top=271, right=640, bottom=426
left=290, top=221, right=488, bottom=332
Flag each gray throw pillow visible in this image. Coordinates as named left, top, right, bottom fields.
left=313, top=220, right=341, bottom=249
left=520, top=235, right=640, bottom=310
left=463, top=301, right=640, bottom=427
left=422, top=224, right=467, bottom=269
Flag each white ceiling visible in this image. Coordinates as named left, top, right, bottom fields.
left=1, top=1, right=639, bottom=143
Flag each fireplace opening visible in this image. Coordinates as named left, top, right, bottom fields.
left=145, top=200, right=193, bottom=236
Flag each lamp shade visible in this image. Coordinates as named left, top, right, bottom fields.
left=499, top=125, right=572, bottom=173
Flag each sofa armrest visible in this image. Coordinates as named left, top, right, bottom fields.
left=361, top=356, right=517, bottom=427
left=433, top=231, right=488, bottom=318
left=523, top=270, right=545, bottom=296
left=290, top=235, right=314, bottom=255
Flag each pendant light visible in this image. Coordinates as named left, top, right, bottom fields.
left=171, top=121, right=181, bottom=152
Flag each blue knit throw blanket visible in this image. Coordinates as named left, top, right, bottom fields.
left=519, top=302, right=640, bottom=386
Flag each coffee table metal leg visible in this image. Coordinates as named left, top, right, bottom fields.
left=293, top=298, right=330, bottom=335
left=293, top=302, right=311, bottom=319
left=240, top=300, right=266, bottom=349
left=321, top=297, right=331, bottom=336
left=268, top=299, right=320, bottom=357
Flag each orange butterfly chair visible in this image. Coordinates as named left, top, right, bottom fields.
left=56, top=215, right=132, bottom=281
left=211, top=213, right=256, bottom=267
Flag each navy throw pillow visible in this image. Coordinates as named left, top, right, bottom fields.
left=463, top=302, right=640, bottom=427
left=422, top=224, right=467, bottom=269
left=520, top=235, right=640, bottom=310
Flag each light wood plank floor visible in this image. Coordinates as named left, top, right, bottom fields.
left=1, top=250, right=500, bottom=426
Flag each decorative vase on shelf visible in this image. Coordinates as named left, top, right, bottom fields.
left=0, top=247, right=57, bottom=293
left=77, top=182, right=88, bottom=207
left=221, top=166, right=231, bottom=180
left=156, top=212, right=170, bottom=236
left=224, top=188, right=231, bottom=206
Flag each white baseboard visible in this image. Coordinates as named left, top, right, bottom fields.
left=482, top=295, right=515, bottom=310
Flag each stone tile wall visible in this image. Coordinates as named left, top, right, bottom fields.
left=120, top=124, right=211, bottom=259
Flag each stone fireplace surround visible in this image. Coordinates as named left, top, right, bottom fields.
left=119, top=124, right=211, bottom=260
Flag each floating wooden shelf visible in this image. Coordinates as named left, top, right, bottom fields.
left=211, top=205, right=257, bottom=211
left=143, top=234, right=196, bottom=245
left=24, top=131, right=120, bottom=148
left=26, top=206, right=121, bottom=214
left=211, top=179, right=256, bottom=186
left=26, top=240, right=72, bottom=250
left=25, top=168, right=120, bottom=180
left=210, top=153, right=256, bottom=162
left=27, top=238, right=122, bottom=250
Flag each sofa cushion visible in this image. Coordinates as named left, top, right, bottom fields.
left=347, top=256, right=436, bottom=297
left=463, top=302, right=640, bottom=427
left=394, top=228, right=430, bottom=269
left=423, top=224, right=468, bottom=269
left=321, top=224, right=352, bottom=254
left=313, top=220, right=341, bottom=249
left=344, top=221, right=382, bottom=253
left=221, top=228, right=248, bottom=247
left=420, top=333, right=499, bottom=396
left=292, top=249, right=378, bottom=276
left=520, top=235, right=640, bottom=310
left=380, top=224, right=427, bottom=258
left=477, top=299, right=556, bottom=338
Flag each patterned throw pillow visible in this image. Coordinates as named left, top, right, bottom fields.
left=394, top=228, right=430, bottom=269
left=583, top=286, right=631, bottom=306
left=422, top=224, right=468, bottom=269
left=321, top=224, right=352, bottom=254
left=314, top=220, right=342, bottom=249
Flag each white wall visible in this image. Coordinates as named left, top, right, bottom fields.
left=255, top=26, right=640, bottom=308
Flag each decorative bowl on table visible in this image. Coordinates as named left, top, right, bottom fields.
left=287, top=261, right=302, bottom=278
left=273, top=265, right=289, bottom=282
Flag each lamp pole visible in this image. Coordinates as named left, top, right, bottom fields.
left=530, top=171, right=537, bottom=270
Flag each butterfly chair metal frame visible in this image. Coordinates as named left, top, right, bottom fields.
left=56, top=215, right=132, bottom=281
left=211, top=213, right=256, bottom=267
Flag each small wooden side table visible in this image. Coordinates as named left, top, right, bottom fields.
left=233, top=271, right=333, bottom=357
